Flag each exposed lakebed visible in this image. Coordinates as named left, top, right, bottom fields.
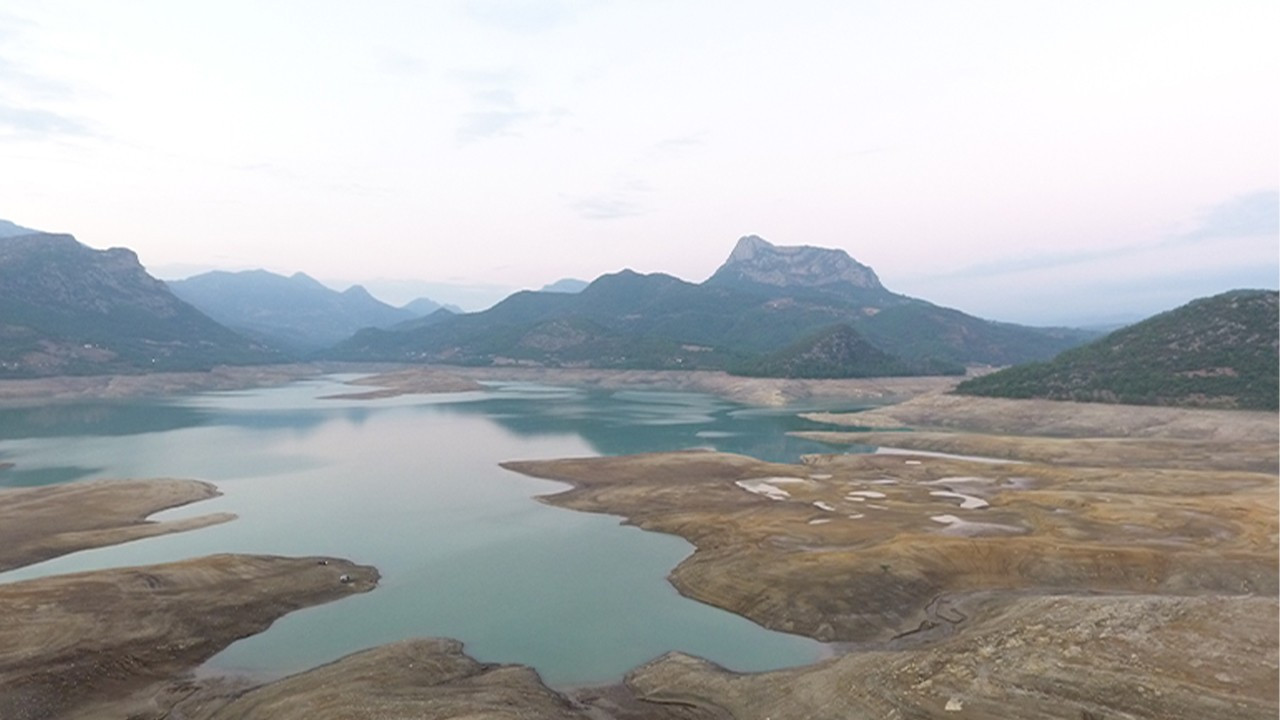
left=0, top=376, right=856, bottom=685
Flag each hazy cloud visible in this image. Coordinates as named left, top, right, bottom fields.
left=0, top=103, right=89, bottom=140
left=457, top=109, right=536, bottom=142
left=933, top=190, right=1280, bottom=282
left=376, top=50, right=430, bottom=77
left=452, top=68, right=541, bottom=143
left=1181, top=189, right=1278, bottom=240
left=651, top=133, right=706, bottom=156
left=569, top=195, right=645, bottom=220
left=462, top=0, right=588, bottom=33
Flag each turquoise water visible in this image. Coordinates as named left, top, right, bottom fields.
left=0, top=376, right=864, bottom=686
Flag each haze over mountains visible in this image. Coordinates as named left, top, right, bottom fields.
left=2, top=219, right=1275, bottom=408
left=168, top=270, right=444, bottom=353
left=329, top=236, right=1095, bottom=373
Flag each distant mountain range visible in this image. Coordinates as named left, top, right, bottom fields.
left=0, top=232, right=279, bottom=377
left=1, top=221, right=1272, bottom=395
left=955, top=289, right=1279, bottom=410
left=0, top=220, right=38, bottom=238
left=402, top=296, right=462, bottom=316
left=327, top=236, right=1096, bottom=375
left=169, top=270, right=426, bottom=353
left=540, top=278, right=589, bottom=294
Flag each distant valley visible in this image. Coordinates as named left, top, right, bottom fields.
left=167, top=270, right=452, bottom=353
left=0, top=231, right=279, bottom=377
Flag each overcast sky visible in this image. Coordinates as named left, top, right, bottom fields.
left=2, top=1, right=1276, bottom=323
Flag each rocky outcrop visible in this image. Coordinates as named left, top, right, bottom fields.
left=706, top=235, right=885, bottom=293
left=204, top=639, right=594, bottom=720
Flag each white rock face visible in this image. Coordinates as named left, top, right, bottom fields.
left=712, top=235, right=885, bottom=291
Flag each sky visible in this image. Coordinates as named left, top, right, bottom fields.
left=1, top=1, right=1276, bottom=324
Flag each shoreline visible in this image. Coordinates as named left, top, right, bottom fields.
left=2, top=374, right=1275, bottom=717
left=336, top=364, right=966, bottom=406
left=0, top=363, right=965, bottom=408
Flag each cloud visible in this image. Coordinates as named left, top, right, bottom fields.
left=1180, top=189, right=1278, bottom=241
left=932, top=190, right=1280, bottom=282
left=0, top=103, right=90, bottom=140
left=569, top=195, right=645, bottom=220
left=456, top=109, right=536, bottom=142
left=376, top=50, right=430, bottom=78
left=461, top=0, right=588, bottom=33
left=451, top=68, right=542, bottom=143
left=651, top=133, right=706, bottom=156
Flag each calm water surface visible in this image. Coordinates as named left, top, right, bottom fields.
left=0, top=376, right=873, bottom=685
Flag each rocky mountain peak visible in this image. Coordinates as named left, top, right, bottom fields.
left=709, top=235, right=885, bottom=292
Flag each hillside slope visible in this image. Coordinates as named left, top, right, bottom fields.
left=0, top=233, right=280, bottom=377
left=168, top=270, right=414, bottom=353
left=955, top=289, right=1279, bottom=410
left=328, top=236, right=1094, bottom=375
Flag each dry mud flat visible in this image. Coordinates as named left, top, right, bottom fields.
left=504, top=396, right=1279, bottom=719
left=0, top=364, right=325, bottom=405
left=345, top=365, right=962, bottom=405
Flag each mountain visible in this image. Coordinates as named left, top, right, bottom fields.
left=0, top=233, right=280, bottom=377
left=402, top=297, right=464, bottom=316
left=0, top=219, right=40, bottom=238
left=955, top=289, right=1280, bottom=410
left=540, top=278, right=589, bottom=294
left=706, top=235, right=887, bottom=300
left=168, top=270, right=415, bottom=353
left=327, top=236, right=1095, bottom=375
left=731, top=324, right=960, bottom=378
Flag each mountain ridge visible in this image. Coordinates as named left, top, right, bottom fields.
left=955, top=289, right=1279, bottom=410
left=327, top=235, right=1096, bottom=374
left=0, top=233, right=279, bottom=376
left=168, top=269, right=419, bottom=353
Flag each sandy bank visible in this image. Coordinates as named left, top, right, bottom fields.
left=0, top=554, right=378, bottom=720
left=349, top=365, right=962, bottom=406
left=803, top=391, right=1280, bottom=441
left=0, top=478, right=235, bottom=572
left=0, top=364, right=325, bottom=406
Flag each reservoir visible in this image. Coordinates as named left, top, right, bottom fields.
left=0, top=376, right=855, bottom=686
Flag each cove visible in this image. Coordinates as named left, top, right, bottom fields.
left=0, top=376, right=864, bottom=686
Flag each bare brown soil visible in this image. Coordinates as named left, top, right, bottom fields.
left=0, top=478, right=235, bottom=572
left=804, top=391, right=1280, bottom=442
left=198, top=639, right=591, bottom=719
left=346, top=365, right=961, bottom=405
left=629, top=593, right=1277, bottom=720
left=322, top=366, right=486, bottom=398
left=0, top=554, right=378, bottom=720
left=0, top=364, right=324, bottom=405
left=797, top=430, right=1279, bottom=473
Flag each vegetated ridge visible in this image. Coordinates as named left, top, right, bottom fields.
left=540, top=278, right=589, bottom=294
left=0, top=231, right=280, bottom=377
left=402, top=296, right=462, bottom=316
left=168, top=269, right=420, bottom=353
left=731, top=323, right=959, bottom=378
left=327, top=235, right=1094, bottom=375
left=955, top=289, right=1280, bottom=410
